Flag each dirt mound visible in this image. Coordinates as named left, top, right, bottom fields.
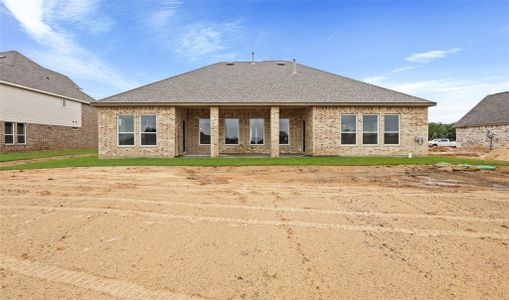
left=480, top=144, right=509, bottom=161
left=429, top=146, right=450, bottom=152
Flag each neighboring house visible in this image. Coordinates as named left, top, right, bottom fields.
left=0, top=50, right=97, bottom=152
left=93, top=60, right=435, bottom=159
left=455, top=91, right=509, bottom=149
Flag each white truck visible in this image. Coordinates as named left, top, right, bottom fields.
left=428, top=138, right=457, bottom=147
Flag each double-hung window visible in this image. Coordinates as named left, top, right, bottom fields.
left=141, top=115, right=157, bottom=146
left=250, top=118, right=264, bottom=145
left=384, top=114, right=400, bottom=145
left=225, top=119, right=239, bottom=145
left=340, top=115, right=357, bottom=145
left=199, top=118, right=211, bottom=145
left=16, top=123, right=26, bottom=144
left=279, top=118, right=289, bottom=145
left=4, top=122, right=14, bottom=145
left=118, top=115, right=135, bottom=146
left=363, top=115, right=379, bottom=145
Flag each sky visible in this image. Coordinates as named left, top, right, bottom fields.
left=0, top=0, right=508, bottom=123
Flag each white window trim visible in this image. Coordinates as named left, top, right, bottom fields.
left=140, top=114, right=157, bottom=147
left=362, top=114, right=379, bottom=146
left=198, top=118, right=211, bottom=145
left=279, top=118, right=290, bottom=145
left=249, top=118, right=265, bottom=145
left=383, top=114, right=400, bottom=146
left=16, top=123, right=26, bottom=145
left=4, top=122, right=15, bottom=145
left=61, top=99, right=67, bottom=109
left=224, top=118, right=240, bottom=145
left=117, top=114, right=135, bottom=147
left=340, top=114, right=358, bottom=146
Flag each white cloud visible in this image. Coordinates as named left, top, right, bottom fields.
left=144, top=0, right=180, bottom=28
left=363, top=76, right=386, bottom=84
left=1, top=0, right=136, bottom=96
left=176, top=20, right=243, bottom=61
left=406, top=48, right=461, bottom=64
left=392, top=65, right=417, bottom=73
left=387, top=77, right=509, bottom=123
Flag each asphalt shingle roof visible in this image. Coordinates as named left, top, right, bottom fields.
left=455, top=92, right=509, bottom=127
left=0, top=50, right=94, bottom=103
left=98, top=61, right=435, bottom=106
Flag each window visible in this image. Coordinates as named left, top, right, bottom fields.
left=118, top=115, right=134, bottom=146
left=225, top=119, right=239, bottom=145
left=61, top=99, right=67, bottom=108
left=341, top=115, right=357, bottom=145
left=141, top=115, right=157, bottom=146
left=279, top=118, right=289, bottom=145
left=384, top=115, right=399, bottom=145
left=363, top=115, right=379, bottom=145
left=16, top=123, right=26, bottom=144
left=199, top=118, right=211, bottom=145
left=4, top=122, right=14, bottom=144
left=249, top=118, right=264, bottom=145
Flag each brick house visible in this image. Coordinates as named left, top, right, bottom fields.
left=93, top=60, right=435, bottom=159
left=0, top=51, right=97, bottom=152
left=455, top=91, right=509, bottom=149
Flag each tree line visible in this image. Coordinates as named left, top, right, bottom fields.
left=428, top=122, right=456, bottom=140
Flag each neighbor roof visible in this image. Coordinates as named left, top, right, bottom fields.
left=455, top=91, right=509, bottom=128
left=97, top=61, right=435, bottom=106
left=0, top=50, right=94, bottom=103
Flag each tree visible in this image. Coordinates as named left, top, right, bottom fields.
left=428, top=122, right=456, bottom=140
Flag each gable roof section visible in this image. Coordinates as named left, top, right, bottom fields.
left=455, top=91, right=509, bottom=127
left=0, top=50, right=94, bottom=103
left=96, top=61, right=435, bottom=106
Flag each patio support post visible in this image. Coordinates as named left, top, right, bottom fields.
left=270, top=106, right=280, bottom=158
left=210, top=106, right=219, bottom=157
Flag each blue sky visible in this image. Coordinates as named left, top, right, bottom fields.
left=1, top=0, right=508, bottom=123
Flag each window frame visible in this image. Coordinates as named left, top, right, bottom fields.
left=383, top=114, right=400, bottom=145
left=16, top=123, right=26, bottom=145
left=224, top=118, right=240, bottom=145
left=198, top=118, right=211, bottom=145
left=249, top=118, right=265, bottom=145
left=279, top=118, right=290, bottom=145
left=61, top=99, right=67, bottom=109
left=362, top=114, right=379, bottom=146
left=140, top=114, right=157, bottom=147
left=4, top=122, right=15, bottom=145
left=340, top=114, right=358, bottom=146
left=117, top=114, right=135, bottom=147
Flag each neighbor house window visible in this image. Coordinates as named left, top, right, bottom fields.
left=384, top=114, right=400, bottom=145
left=4, top=122, right=14, bottom=145
left=199, top=118, right=211, bottom=145
left=141, top=115, right=157, bottom=146
left=363, top=115, right=379, bottom=145
left=279, top=118, right=289, bottom=145
left=250, top=118, right=264, bottom=145
left=225, top=118, right=239, bottom=145
left=341, top=115, right=357, bottom=145
left=16, top=123, right=26, bottom=144
left=118, top=115, right=135, bottom=146
left=61, top=99, right=67, bottom=108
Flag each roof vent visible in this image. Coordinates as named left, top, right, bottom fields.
left=292, top=59, right=297, bottom=75
left=226, top=62, right=235, bottom=66
left=277, top=62, right=286, bottom=66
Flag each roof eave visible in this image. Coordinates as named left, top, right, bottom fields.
left=92, top=101, right=436, bottom=107
left=454, top=122, right=509, bottom=128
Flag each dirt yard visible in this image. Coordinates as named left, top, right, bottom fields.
left=1, top=165, right=508, bottom=299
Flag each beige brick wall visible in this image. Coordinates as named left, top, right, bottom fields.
left=311, top=106, right=429, bottom=156
left=97, top=106, right=176, bottom=159
left=457, top=124, right=509, bottom=149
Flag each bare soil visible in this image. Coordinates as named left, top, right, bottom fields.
left=1, top=165, right=508, bottom=299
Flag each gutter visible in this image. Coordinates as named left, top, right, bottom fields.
left=91, top=101, right=437, bottom=107
left=0, top=81, right=92, bottom=104
left=454, top=122, right=509, bottom=128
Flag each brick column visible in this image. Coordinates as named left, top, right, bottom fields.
left=270, top=106, right=280, bottom=158
left=210, top=106, right=219, bottom=157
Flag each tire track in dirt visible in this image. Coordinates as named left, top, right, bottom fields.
left=2, top=205, right=508, bottom=240
left=3, top=194, right=506, bottom=223
left=0, top=254, right=205, bottom=300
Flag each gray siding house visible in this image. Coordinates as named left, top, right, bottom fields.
left=455, top=91, right=509, bottom=149
left=93, top=60, right=436, bottom=159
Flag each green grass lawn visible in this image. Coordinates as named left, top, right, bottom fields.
left=0, top=148, right=97, bottom=162
left=0, top=154, right=507, bottom=171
